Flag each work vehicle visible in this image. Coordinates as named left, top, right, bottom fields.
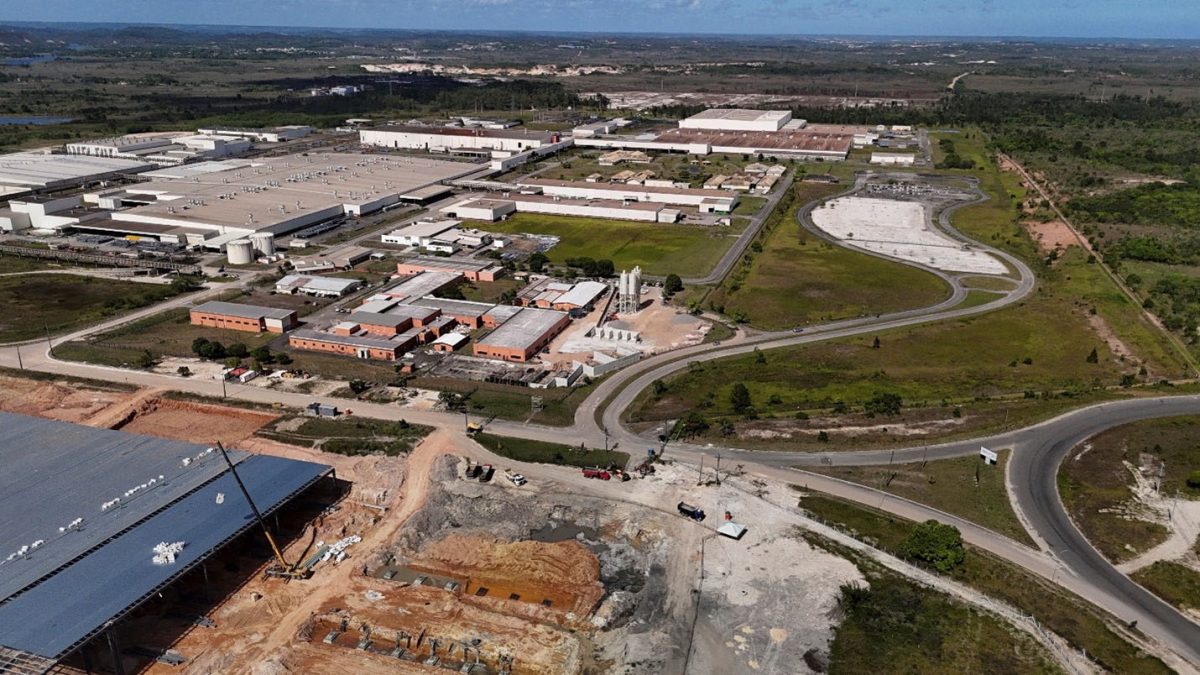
left=677, top=502, right=706, bottom=521
left=583, top=468, right=611, bottom=480
left=504, top=470, right=527, bottom=486
left=478, top=464, right=495, bottom=482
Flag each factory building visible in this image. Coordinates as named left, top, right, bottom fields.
left=380, top=219, right=461, bottom=247
left=195, top=125, right=313, bottom=143
left=289, top=328, right=417, bottom=361
left=870, top=152, right=917, bottom=167
left=473, top=307, right=571, bottom=362
left=0, top=151, right=156, bottom=198
left=442, top=192, right=678, bottom=223
left=189, top=301, right=299, bottom=333
left=359, top=125, right=561, bottom=155
left=73, top=152, right=477, bottom=249
left=517, top=178, right=739, bottom=211
left=371, top=271, right=464, bottom=304
left=274, top=274, right=363, bottom=297
left=517, top=278, right=609, bottom=311
left=64, top=133, right=251, bottom=166
left=395, top=255, right=505, bottom=282
left=678, top=109, right=794, bottom=132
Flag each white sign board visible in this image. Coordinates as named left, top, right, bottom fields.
left=979, top=447, right=998, bottom=465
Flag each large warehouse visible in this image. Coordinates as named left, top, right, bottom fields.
left=359, top=125, right=565, bottom=155
left=0, top=413, right=332, bottom=675
left=473, top=307, right=570, bottom=362
left=71, top=152, right=479, bottom=249
left=0, top=151, right=156, bottom=198
left=678, top=108, right=793, bottom=132
left=516, top=177, right=739, bottom=211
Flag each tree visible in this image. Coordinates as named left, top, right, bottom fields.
left=754, top=348, right=766, bottom=364
left=227, top=342, right=249, bottom=359
left=135, top=350, right=156, bottom=369
left=679, top=411, right=710, bottom=438
left=251, top=346, right=273, bottom=363
left=195, top=340, right=226, bottom=360
left=1086, top=347, right=1099, bottom=363
left=664, top=273, right=683, bottom=296
left=438, top=390, right=464, bottom=411
left=348, top=379, right=371, bottom=395
left=898, top=520, right=966, bottom=572
left=729, top=383, right=752, bottom=414
left=177, top=366, right=192, bottom=377
left=191, top=337, right=210, bottom=355
left=1187, top=471, right=1200, bottom=489
left=528, top=252, right=549, bottom=273
left=872, top=336, right=881, bottom=349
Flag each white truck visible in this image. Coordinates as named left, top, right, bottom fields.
left=504, top=470, right=527, bottom=486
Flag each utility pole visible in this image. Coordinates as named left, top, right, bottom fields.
left=15, top=344, right=22, bottom=370
left=603, top=426, right=609, bottom=452
left=221, top=376, right=228, bottom=399
left=715, top=452, right=722, bottom=485
left=43, top=323, right=52, bottom=356
left=697, top=454, right=705, bottom=486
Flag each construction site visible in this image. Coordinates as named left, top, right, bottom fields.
left=0, top=372, right=867, bottom=675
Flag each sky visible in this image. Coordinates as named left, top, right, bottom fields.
left=0, top=0, right=1195, bottom=40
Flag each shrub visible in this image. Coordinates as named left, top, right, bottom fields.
left=898, top=520, right=966, bottom=573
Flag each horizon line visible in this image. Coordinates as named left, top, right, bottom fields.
left=2, top=19, right=1198, bottom=44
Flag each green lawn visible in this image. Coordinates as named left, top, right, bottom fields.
left=477, top=212, right=737, bottom=278
left=460, top=277, right=523, bottom=304
left=708, top=182, right=950, bottom=329
left=473, top=432, right=630, bottom=469
left=1130, top=561, right=1200, bottom=613
left=0, top=254, right=66, bottom=274
left=0, top=274, right=187, bottom=343
left=805, top=448, right=1034, bottom=545
left=797, top=492, right=1170, bottom=675
left=732, top=196, right=767, bottom=215
left=1059, top=415, right=1200, bottom=563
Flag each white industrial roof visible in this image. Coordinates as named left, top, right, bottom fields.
left=477, top=307, right=566, bottom=350
left=717, top=522, right=747, bottom=540
left=684, top=109, right=790, bottom=123
left=0, top=152, right=155, bottom=189
left=432, top=332, right=468, bottom=347
left=387, top=219, right=460, bottom=240
left=555, top=280, right=608, bottom=308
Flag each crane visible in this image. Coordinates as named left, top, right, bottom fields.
left=216, top=442, right=310, bottom=580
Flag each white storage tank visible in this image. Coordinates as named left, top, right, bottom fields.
left=249, top=232, right=276, bottom=256
left=226, top=239, right=254, bottom=265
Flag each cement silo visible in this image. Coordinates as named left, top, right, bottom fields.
left=226, top=239, right=254, bottom=265
left=617, top=266, right=642, bottom=314
left=249, top=232, right=276, bottom=256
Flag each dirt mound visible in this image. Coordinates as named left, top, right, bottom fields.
left=114, top=397, right=277, bottom=444
left=411, top=532, right=604, bottom=620
left=0, top=375, right=126, bottom=422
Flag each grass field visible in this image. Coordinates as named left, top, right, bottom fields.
left=805, top=448, right=1034, bottom=545
left=1130, top=561, right=1200, bottom=613
left=415, top=376, right=602, bottom=427
left=472, top=432, right=631, bottom=469
left=1059, top=415, right=1200, bottom=562
left=732, top=196, right=767, bottom=215
left=798, top=492, right=1170, bottom=674
left=460, top=277, right=523, bottom=304
left=0, top=254, right=66, bottom=274
left=258, top=416, right=430, bottom=457
left=706, top=182, right=950, bottom=329
left=630, top=131, right=1187, bottom=448
left=826, top=558, right=1058, bottom=675
left=0, top=274, right=187, bottom=343
left=477, top=212, right=737, bottom=278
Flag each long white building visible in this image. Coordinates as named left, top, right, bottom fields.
left=516, top=178, right=738, bottom=212
left=360, top=125, right=563, bottom=155
left=65, top=134, right=251, bottom=166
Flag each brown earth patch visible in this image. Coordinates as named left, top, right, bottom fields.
left=1023, top=219, right=1080, bottom=254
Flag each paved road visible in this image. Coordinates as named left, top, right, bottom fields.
left=678, top=171, right=796, bottom=285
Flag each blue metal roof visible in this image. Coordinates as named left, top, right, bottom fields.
left=0, top=412, right=247, bottom=603
left=0, top=453, right=330, bottom=659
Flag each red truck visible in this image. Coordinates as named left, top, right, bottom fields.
left=582, top=468, right=611, bottom=480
